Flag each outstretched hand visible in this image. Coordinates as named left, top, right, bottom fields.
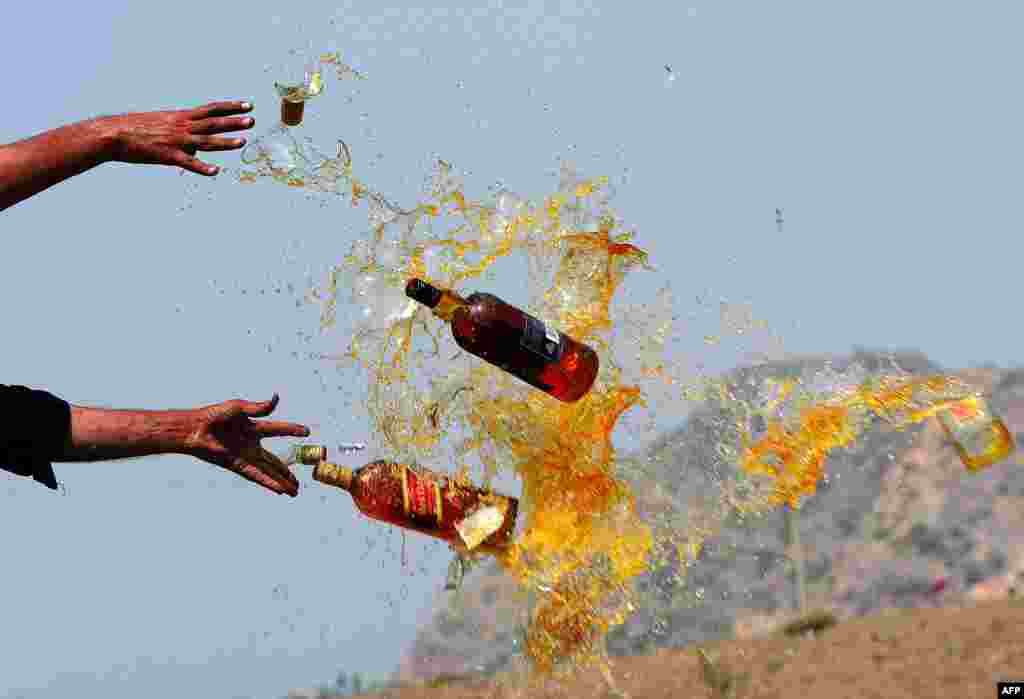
left=184, top=393, right=308, bottom=496
left=105, top=100, right=255, bottom=176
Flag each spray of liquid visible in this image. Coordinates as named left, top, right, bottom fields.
left=234, top=58, right=1014, bottom=685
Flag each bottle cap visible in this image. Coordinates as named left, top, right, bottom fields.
left=294, top=444, right=327, bottom=465
left=313, top=462, right=354, bottom=490
left=405, top=278, right=442, bottom=308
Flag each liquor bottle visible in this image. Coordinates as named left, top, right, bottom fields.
left=404, top=278, right=599, bottom=402
left=312, top=460, right=519, bottom=554
left=937, top=395, right=1015, bottom=472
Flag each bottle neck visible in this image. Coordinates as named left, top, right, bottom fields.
left=313, top=463, right=354, bottom=491
left=405, top=278, right=467, bottom=322
left=432, top=290, right=468, bottom=322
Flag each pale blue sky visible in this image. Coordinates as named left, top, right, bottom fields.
left=3, top=1, right=1023, bottom=697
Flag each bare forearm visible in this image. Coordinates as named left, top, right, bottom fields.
left=54, top=405, right=196, bottom=462
left=0, top=117, right=116, bottom=211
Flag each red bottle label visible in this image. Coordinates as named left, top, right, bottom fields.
left=402, top=466, right=443, bottom=526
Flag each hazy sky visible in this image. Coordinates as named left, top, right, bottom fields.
left=3, top=1, right=1023, bottom=697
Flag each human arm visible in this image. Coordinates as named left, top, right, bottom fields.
left=56, top=405, right=196, bottom=463
left=1, top=387, right=305, bottom=496
left=0, top=100, right=255, bottom=212
left=0, top=119, right=113, bottom=213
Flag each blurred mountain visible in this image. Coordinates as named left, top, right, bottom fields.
left=391, top=348, right=1024, bottom=685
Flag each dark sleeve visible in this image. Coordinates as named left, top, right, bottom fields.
left=0, top=384, right=71, bottom=490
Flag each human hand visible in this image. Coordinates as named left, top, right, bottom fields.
left=103, top=100, right=255, bottom=176
left=183, top=393, right=308, bottom=496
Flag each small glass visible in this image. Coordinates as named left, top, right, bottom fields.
left=275, top=59, right=323, bottom=126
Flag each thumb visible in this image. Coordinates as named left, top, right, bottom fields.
left=244, top=393, right=280, bottom=417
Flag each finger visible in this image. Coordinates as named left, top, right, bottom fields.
left=173, top=151, right=220, bottom=176
left=252, top=421, right=311, bottom=438
left=267, top=459, right=300, bottom=495
left=246, top=446, right=300, bottom=493
left=235, top=462, right=289, bottom=495
left=192, top=100, right=254, bottom=119
left=189, top=134, right=248, bottom=152
left=190, top=115, right=255, bottom=135
left=235, top=448, right=298, bottom=496
left=243, top=393, right=280, bottom=418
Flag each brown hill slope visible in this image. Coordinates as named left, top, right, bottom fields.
left=355, top=599, right=1024, bottom=699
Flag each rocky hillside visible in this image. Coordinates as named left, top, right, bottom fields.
left=393, top=349, right=1024, bottom=685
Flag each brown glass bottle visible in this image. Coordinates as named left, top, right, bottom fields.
left=313, top=460, right=519, bottom=553
left=405, top=278, right=599, bottom=402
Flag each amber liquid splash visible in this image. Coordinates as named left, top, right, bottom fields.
left=937, top=396, right=1014, bottom=471
left=406, top=278, right=600, bottom=403
left=237, top=92, right=1017, bottom=684
left=314, top=460, right=519, bottom=553
left=740, top=376, right=1016, bottom=507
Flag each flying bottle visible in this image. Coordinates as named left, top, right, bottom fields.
left=298, top=445, right=518, bottom=554
left=405, top=278, right=600, bottom=402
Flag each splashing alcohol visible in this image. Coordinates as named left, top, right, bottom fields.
left=739, top=374, right=1015, bottom=506
left=937, top=395, right=1013, bottom=471
left=234, top=60, right=1015, bottom=684
left=272, top=51, right=363, bottom=126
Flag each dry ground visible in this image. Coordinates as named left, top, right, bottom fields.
left=361, top=599, right=1024, bottom=699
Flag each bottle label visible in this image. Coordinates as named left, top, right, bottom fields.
left=521, top=315, right=563, bottom=363
left=401, top=465, right=443, bottom=527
